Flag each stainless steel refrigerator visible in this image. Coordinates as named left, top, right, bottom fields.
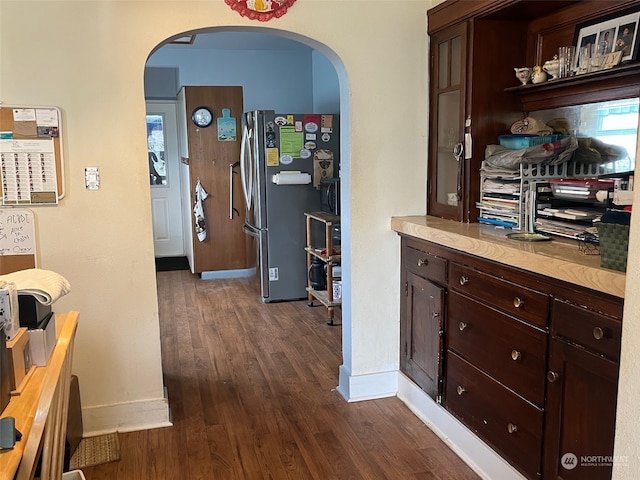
left=240, top=110, right=339, bottom=302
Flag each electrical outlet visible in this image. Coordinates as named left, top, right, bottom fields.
left=269, top=267, right=279, bottom=281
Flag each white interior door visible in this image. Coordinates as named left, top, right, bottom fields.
left=146, top=101, right=184, bottom=257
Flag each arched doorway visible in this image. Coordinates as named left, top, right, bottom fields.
left=144, top=26, right=352, bottom=395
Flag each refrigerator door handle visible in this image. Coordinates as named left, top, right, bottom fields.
left=229, top=161, right=240, bottom=219
left=240, top=124, right=253, bottom=210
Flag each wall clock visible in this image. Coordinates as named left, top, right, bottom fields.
left=192, top=107, right=213, bottom=128
left=224, top=0, right=297, bottom=22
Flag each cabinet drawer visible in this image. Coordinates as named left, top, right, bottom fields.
left=448, top=291, right=547, bottom=406
left=446, top=351, right=543, bottom=480
left=551, top=298, right=622, bottom=361
left=449, top=262, right=549, bottom=327
left=403, top=245, right=447, bottom=284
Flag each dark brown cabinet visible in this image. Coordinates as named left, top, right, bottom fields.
left=398, top=234, right=624, bottom=480
left=446, top=260, right=548, bottom=478
left=543, top=298, right=621, bottom=480
left=400, top=237, right=447, bottom=401
left=426, top=0, right=640, bottom=223
left=447, top=290, right=547, bottom=407
left=427, top=23, right=468, bottom=221
left=446, top=350, right=544, bottom=479
left=427, top=14, right=524, bottom=222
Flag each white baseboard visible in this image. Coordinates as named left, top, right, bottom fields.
left=81, top=396, right=173, bottom=436
left=200, top=267, right=256, bottom=280
left=336, top=365, right=398, bottom=402
left=397, top=373, right=526, bottom=480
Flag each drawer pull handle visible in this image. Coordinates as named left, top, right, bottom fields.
left=459, top=275, right=469, bottom=286
left=513, top=297, right=524, bottom=308
left=417, top=258, right=429, bottom=267
left=458, top=322, right=468, bottom=332
left=593, top=327, right=604, bottom=340
left=511, top=350, right=522, bottom=361
left=507, top=423, right=518, bottom=434
left=547, top=371, right=559, bottom=383
left=456, top=385, right=465, bottom=396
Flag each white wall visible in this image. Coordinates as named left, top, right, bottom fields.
left=0, top=0, right=431, bottom=434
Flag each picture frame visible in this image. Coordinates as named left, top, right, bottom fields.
left=573, top=8, right=640, bottom=65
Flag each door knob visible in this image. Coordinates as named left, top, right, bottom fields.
left=459, top=275, right=469, bottom=286
left=417, top=258, right=429, bottom=267
left=513, top=297, right=524, bottom=308
left=458, top=321, right=468, bottom=332
left=547, top=371, right=559, bottom=383
left=511, top=350, right=522, bottom=361
left=593, top=327, right=604, bottom=340
left=507, top=423, right=518, bottom=434
left=456, top=385, right=466, bottom=396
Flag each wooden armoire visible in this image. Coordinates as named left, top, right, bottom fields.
left=178, top=86, right=254, bottom=274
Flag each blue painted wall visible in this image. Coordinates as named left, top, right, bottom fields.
left=146, top=39, right=339, bottom=114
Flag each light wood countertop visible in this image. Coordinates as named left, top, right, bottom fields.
left=391, top=215, right=626, bottom=299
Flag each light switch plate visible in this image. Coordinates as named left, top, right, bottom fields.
left=85, top=167, right=100, bottom=190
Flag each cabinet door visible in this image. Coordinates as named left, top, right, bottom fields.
left=401, top=271, right=445, bottom=401
left=543, top=337, right=619, bottom=480
left=428, top=22, right=468, bottom=221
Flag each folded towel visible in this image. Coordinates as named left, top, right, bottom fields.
left=0, top=268, right=71, bottom=305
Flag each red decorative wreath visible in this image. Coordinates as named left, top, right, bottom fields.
left=224, top=0, right=297, bottom=22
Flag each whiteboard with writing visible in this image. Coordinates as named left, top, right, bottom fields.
left=0, top=208, right=36, bottom=256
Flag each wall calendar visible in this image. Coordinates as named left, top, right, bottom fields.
left=0, top=106, right=64, bottom=205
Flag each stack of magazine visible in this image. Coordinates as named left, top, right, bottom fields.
left=533, top=179, right=607, bottom=239
left=535, top=207, right=602, bottom=239
left=477, top=177, right=522, bottom=229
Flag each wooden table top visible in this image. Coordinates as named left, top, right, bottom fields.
left=0, top=311, right=79, bottom=480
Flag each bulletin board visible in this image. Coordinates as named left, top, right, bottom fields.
left=0, top=105, right=65, bottom=205
left=0, top=208, right=37, bottom=274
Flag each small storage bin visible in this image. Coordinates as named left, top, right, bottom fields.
left=498, top=134, right=563, bottom=149
left=597, top=223, right=629, bottom=272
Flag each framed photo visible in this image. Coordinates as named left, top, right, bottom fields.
left=574, top=8, right=640, bottom=64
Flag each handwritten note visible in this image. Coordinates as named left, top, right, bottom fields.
left=0, top=209, right=36, bottom=256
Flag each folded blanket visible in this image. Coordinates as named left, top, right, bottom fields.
left=0, top=268, right=71, bottom=305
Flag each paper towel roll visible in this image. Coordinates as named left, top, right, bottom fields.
left=272, top=172, right=311, bottom=185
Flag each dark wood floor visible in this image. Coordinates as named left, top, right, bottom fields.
left=82, top=271, right=480, bottom=479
